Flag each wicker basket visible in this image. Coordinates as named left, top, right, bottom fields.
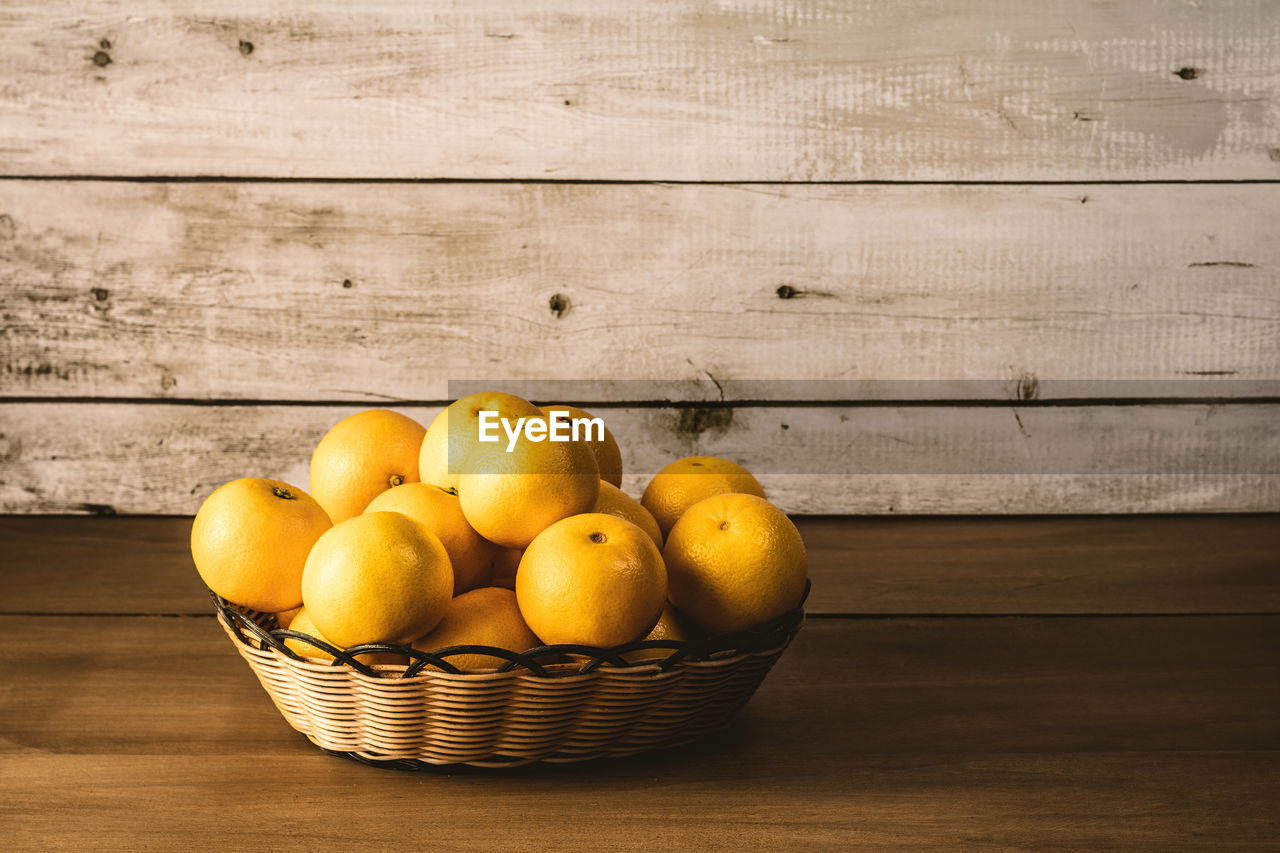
left=214, top=583, right=807, bottom=769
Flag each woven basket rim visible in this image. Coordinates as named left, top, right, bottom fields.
left=214, top=579, right=810, bottom=680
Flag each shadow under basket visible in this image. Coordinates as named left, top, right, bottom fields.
left=214, top=582, right=807, bottom=769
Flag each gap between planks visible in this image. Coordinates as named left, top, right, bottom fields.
left=3, top=176, right=1280, bottom=185
left=5, top=397, right=1280, bottom=407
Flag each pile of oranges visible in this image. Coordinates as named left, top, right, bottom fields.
left=191, top=392, right=808, bottom=669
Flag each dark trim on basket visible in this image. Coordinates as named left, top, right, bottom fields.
left=211, top=579, right=810, bottom=679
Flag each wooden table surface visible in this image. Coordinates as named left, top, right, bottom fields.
left=2, top=515, right=1277, bottom=850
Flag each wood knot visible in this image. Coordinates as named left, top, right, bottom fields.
left=91, top=288, right=110, bottom=302
left=342, top=278, right=354, bottom=289
left=776, top=284, right=799, bottom=299
left=99, top=38, right=111, bottom=50
left=1173, top=67, right=1200, bottom=80
left=676, top=407, right=734, bottom=439
left=239, top=40, right=254, bottom=56
left=0, top=433, right=17, bottom=464
left=1017, top=373, right=1039, bottom=401
left=92, top=50, right=112, bottom=68
left=548, top=293, right=570, bottom=318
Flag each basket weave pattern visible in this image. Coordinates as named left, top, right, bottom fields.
left=215, top=588, right=805, bottom=768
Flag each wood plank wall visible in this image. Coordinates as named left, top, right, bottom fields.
left=1, top=1, right=1278, bottom=514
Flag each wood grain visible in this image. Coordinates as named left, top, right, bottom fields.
left=2, top=402, right=1277, bottom=515
left=799, top=515, right=1280, bottom=614
left=4, top=752, right=1274, bottom=851
left=2, top=181, right=1278, bottom=401
left=4, top=516, right=1278, bottom=616
left=0, top=2, right=1278, bottom=180
left=1, top=616, right=1275, bottom=849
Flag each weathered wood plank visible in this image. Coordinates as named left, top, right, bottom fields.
left=1, top=617, right=1276, bottom=848
left=4, top=516, right=1277, bottom=615
left=0, top=1, right=1278, bottom=179
left=2, top=181, right=1278, bottom=401
left=1, top=402, right=1275, bottom=515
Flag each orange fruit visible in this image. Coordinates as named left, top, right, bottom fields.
left=457, top=415, right=599, bottom=549
left=539, top=404, right=623, bottom=487
left=283, top=608, right=407, bottom=666
left=365, top=482, right=496, bottom=595
left=517, top=513, right=667, bottom=647
left=309, top=409, right=426, bottom=524
left=191, top=478, right=331, bottom=612
left=412, top=587, right=541, bottom=671
left=301, top=511, right=453, bottom=647
left=488, top=547, right=523, bottom=591
left=275, top=606, right=302, bottom=629
left=624, top=602, right=691, bottom=663
left=592, top=481, right=663, bottom=550
left=419, top=392, right=542, bottom=493
left=663, top=493, right=807, bottom=634
left=641, top=456, right=766, bottom=539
